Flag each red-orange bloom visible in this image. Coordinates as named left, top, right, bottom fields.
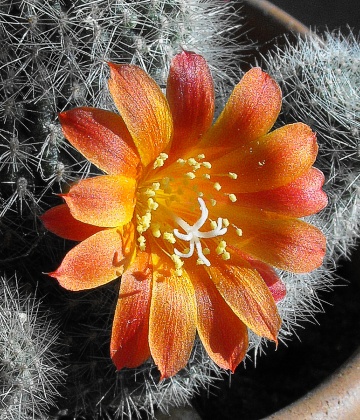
left=42, top=51, right=327, bottom=379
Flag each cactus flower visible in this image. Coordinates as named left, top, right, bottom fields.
left=42, top=51, right=327, bottom=379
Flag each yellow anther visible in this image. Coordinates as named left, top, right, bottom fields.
left=214, top=182, right=221, bottom=191
left=137, top=211, right=152, bottom=234
left=171, top=254, right=184, bottom=270
left=236, top=228, right=243, bottom=236
left=185, top=172, right=196, bottom=179
left=210, top=199, right=217, bottom=206
left=152, top=182, right=160, bottom=190
left=144, top=188, right=156, bottom=197
left=198, top=191, right=204, bottom=197
left=153, top=152, right=168, bottom=169
left=147, top=197, right=158, bottom=210
left=222, top=251, right=231, bottom=260
left=202, top=173, right=211, bottom=180
left=210, top=220, right=217, bottom=230
left=142, top=211, right=151, bottom=227
left=187, top=157, right=201, bottom=170
left=138, top=235, right=146, bottom=251
left=228, top=172, right=238, bottom=179
left=177, top=158, right=186, bottom=165
left=196, top=258, right=205, bottom=265
left=216, top=240, right=227, bottom=255
left=229, top=193, right=237, bottom=202
left=163, top=232, right=176, bottom=244
left=203, top=247, right=210, bottom=255
left=223, top=218, right=230, bottom=227
left=197, top=154, right=205, bottom=159
left=152, top=227, right=161, bottom=238
left=202, top=161, right=212, bottom=169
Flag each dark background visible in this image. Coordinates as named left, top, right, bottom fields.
left=271, top=0, right=360, bottom=30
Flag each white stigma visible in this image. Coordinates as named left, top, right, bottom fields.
left=173, top=198, right=227, bottom=266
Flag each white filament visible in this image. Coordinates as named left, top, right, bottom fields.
left=173, top=198, right=227, bottom=266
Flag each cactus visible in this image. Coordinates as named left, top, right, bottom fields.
left=1, top=0, right=360, bottom=417
left=0, top=274, right=64, bottom=420
left=263, top=30, right=360, bottom=262
left=258, top=30, right=360, bottom=350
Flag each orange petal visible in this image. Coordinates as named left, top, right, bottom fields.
left=41, top=204, right=104, bottom=241
left=207, top=258, right=281, bottom=341
left=108, top=63, right=173, bottom=167
left=210, top=123, right=318, bottom=193
left=244, top=257, right=286, bottom=303
left=200, top=67, right=281, bottom=153
left=49, top=228, right=128, bottom=291
left=233, top=167, right=328, bottom=217
left=167, top=51, right=214, bottom=157
left=149, top=253, right=197, bottom=379
left=111, top=251, right=152, bottom=369
left=59, top=108, right=141, bottom=178
left=190, top=265, right=248, bottom=372
left=227, top=210, right=326, bottom=272
left=62, top=175, right=136, bottom=227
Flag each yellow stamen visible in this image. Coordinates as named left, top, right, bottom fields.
left=222, top=251, right=231, bottom=260
left=153, top=152, right=169, bottom=169
left=151, top=222, right=161, bottom=238
left=147, top=197, right=158, bottom=210
left=163, top=232, right=176, bottom=244
left=216, top=240, right=227, bottom=255
left=138, top=235, right=146, bottom=251
left=210, top=220, right=217, bottom=230
left=236, top=228, right=243, bottom=236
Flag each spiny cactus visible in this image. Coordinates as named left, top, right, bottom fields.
left=263, top=30, right=360, bottom=263
left=249, top=30, right=360, bottom=353
left=1, top=1, right=359, bottom=418
left=0, top=274, right=64, bottom=420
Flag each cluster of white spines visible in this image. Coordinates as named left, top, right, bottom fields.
left=0, top=274, right=64, bottom=420
left=263, top=30, right=360, bottom=262
left=260, top=30, right=360, bottom=350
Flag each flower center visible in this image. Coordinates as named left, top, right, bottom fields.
left=173, top=197, right=227, bottom=267
left=135, top=152, right=243, bottom=273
